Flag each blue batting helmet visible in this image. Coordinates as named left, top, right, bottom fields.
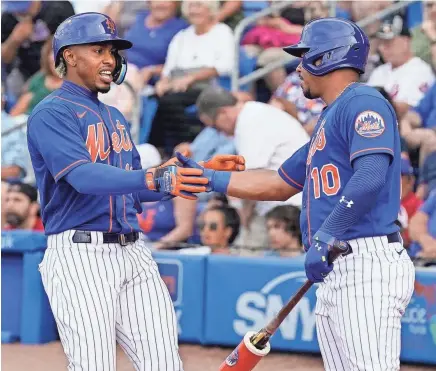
left=53, top=12, right=132, bottom=85
left=284, top=17, right=370, bottom=76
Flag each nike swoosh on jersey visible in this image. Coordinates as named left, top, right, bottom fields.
left=76, top=111, right=87, bottom=119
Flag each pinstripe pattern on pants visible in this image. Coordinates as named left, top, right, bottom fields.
left=315, top=236, right=415, bottom=371
left=38, top=230, right=183, bottom=371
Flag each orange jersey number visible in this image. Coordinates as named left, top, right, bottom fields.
left=310, top=164, right=341, bottom=199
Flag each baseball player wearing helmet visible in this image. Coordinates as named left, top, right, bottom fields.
left=27, top=12, right=244, bottom=371
left=176, top=18, right=415, bottom=370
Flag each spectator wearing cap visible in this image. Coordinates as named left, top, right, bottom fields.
left=400, top=83, right=436, bottom=167
left=409, top=188, right=436, bottom=259
left=1, top=1, right=75, bottom=97
left=264, top=205, right=304, bottom=258
left=367, top=14, right=435, bottom=119
left=400, top=157, right=423, bottom=248
left=3, top=182, right=43, bottom=231
left=269, top=71, right=325, bottom=136
left=196, top=85, right=309, bottom=248
left=149, top=0, right=234, bottom=157
left=1, top=84, right=28, bottom=181
left=412, top=0, right=436, bottom=68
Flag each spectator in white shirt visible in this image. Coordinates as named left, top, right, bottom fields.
left=149, top=0, right=235, bottom=157
left=196, top=85, right=310, bottom=248
left=367, top=14, right=435, bottom=119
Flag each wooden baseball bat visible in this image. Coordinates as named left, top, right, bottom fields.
left=249, top=241, right=352, bottom=349
left=219, top=241, right=352, bottom=371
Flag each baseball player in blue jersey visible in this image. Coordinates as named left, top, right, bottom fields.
left=27, top=12, right=244, bottom=371
left=176, top=18, right=415, bottom=370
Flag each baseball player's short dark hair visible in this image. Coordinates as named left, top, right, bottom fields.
left=196, top=86, right=238, bottom=120
left=207, top=205, right=240, bottom=244
left=265, top=205, right=302, bottom=245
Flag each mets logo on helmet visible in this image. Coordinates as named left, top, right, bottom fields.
left=355, top=111, right=385, bottom=138
left=102, top=18, right=116, bottom=34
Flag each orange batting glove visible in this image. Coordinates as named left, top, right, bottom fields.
left=145, top=163, right=208, bottom=200
left=200, top=155, right=246, bottom=171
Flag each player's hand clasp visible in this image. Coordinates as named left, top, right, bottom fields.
left=146, top=164, right=208, bottom=201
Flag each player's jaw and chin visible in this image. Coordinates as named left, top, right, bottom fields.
left=297, top=66, right=319, bottom=100
left=299, top=76, right=319, bottom=100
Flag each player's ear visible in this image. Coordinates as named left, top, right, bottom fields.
left=63, top=48, right=77, bottom=68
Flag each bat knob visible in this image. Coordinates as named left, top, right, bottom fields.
left=219, top=331, right=271, bottom=371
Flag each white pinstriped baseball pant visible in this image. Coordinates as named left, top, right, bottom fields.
left=315, top=235, right=415, bottom=371
left=38, top=230, right=183, bottom=371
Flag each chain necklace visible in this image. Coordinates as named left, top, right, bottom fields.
left=333, top=81, right=358, bottom=103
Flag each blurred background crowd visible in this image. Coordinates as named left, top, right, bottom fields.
left=1, top=0, right=436, bottom=264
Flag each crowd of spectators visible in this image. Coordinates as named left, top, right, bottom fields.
left=1, top=1, right=435, bottom=263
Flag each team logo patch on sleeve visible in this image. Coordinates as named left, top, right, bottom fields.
left=354, top=111, right=385, bottom=138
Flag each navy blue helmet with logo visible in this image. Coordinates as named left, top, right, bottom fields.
left=284, top=17, right=370, bottom=76
left=52, top=12, right=132, bottom=84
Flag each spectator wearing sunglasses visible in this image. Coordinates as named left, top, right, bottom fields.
left=198, top=205, right=240, bottom=253
left=264, top=205, right=304, bottom=258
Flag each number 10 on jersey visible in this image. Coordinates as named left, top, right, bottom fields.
left=310, top=164, right=341, bottom=199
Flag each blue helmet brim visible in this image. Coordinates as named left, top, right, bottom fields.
left=111, top=38, right=133, bottom=50
left=76, top=36, right=133, bottom=50
left=283, top=43, right=310, bottom=58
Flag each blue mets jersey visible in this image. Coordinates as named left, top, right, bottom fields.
left=279, top=83, right=401, bottom=249
left=27, top=81, right=142, bottom=235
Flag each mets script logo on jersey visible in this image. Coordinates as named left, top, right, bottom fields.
left=355, top=111, right=385, bottom=138
left=86, top=121, right=133, bottom=162
left=307, top=119, right=326, bottom=165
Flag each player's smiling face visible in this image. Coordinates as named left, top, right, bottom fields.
left=66, top=42, right=116, bottom=93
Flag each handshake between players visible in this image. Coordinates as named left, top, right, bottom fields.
left=146, top=152, right=245, bottom=200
